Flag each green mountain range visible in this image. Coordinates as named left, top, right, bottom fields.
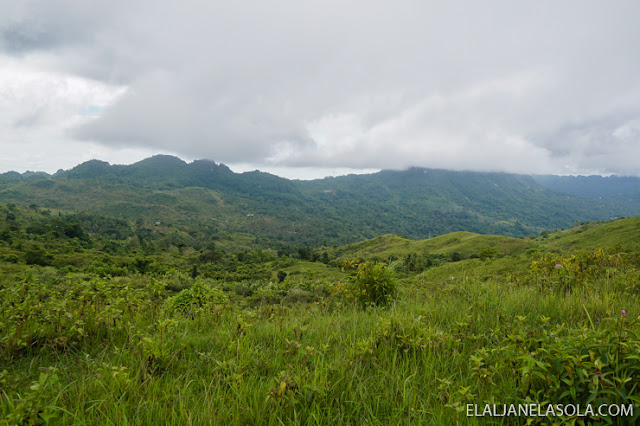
left=1, top=155, right=639, bottom=247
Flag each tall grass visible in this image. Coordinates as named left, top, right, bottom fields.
left=2, top=251, right=640, bottom=424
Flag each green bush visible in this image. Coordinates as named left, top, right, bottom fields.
left=3, top=368, right=61, bottom=424
left=24, top=248, right=54, bottom=266
left=478, top=246, right=502, bottom=261
left=3, top=254, right=19, bottom=264
left=167, top=279, right=228, bottom=316
left=346, top=261, right=397, bottom=308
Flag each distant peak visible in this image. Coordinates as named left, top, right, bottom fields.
left=133, top=155, right=187, bottom=167
left=62, top=159, right=112, bottom=178
left=190, top=159, right=218, bottom=167
left=68, top=159, right=111, bottom=171
left=80, top=159, right=111, bottom=167
left=1, top=171, right=23, bottom=179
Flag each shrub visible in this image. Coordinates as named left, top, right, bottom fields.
left=478, top=246, right=502, bottom=261
left=3, top=254, right=19, bottom=264
left=3, top=368, right=61, bottom=424
left=345, top=261, right=397, bottom=308
left=24, top=248, right=54, bottom=266
left=450, top=251, right=463, bottom=262
left=167, top=279, right=228, bottom=316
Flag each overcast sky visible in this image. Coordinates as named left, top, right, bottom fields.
left=1, top=1, right=639, bottom=179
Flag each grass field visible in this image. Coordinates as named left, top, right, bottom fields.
left=2, top=217, right=640, bottom=424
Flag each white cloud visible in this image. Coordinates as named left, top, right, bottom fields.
left=0, top=53, right=129, bottom=172
left=1, top=0, right=640, bottom=177
left=272, top=72, right=558, bottom=173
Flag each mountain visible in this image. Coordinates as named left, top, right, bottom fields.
left=0, top=170, right=51, bottom=184
left=532, top=174, right=640, bottom=198
left=0, top=155, right=639, bottom=247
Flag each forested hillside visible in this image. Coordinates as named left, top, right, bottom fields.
left=1, top=155, right=638, bottom=248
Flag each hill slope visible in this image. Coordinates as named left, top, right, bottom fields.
left=1, top=155, right=639, bottom=247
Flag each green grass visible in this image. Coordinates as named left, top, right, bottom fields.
left=274, top=260, right=346, bottom=283
left=543, top=216, right=640, bottom=251
left=3, top=258, right=640, bottom=424
left=332, top=232, right=533, bottom=261
left=3, top=216, right=640, bottom=424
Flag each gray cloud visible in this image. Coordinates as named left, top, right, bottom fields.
left=0, top=1, right=118, bottom=52
left=2, top=0, right=640, bottom=176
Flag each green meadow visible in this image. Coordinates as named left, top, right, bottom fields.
left=2, top=203, right=640, bottom=424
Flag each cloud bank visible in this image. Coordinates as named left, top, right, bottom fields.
left=1, top=0, right=639, bottom=176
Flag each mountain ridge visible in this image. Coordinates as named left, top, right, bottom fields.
left=1, top=155, right=639, bottom=247
left=4, top=154, right=640, bottom=197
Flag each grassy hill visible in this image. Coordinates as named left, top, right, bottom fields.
left=542, top=216, right=640, bottom=252
left=328, top=216, right=640, bottom=286
left=336, top=217, right=640, bottom=264
left=331, top=231, right=532, bottom=261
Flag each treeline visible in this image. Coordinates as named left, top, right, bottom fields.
left=0, top=203, right=345, bottom=283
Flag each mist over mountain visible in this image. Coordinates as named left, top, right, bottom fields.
left=533, top=174, right=640, bottom=199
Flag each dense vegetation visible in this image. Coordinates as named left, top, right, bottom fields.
left=2, top=201, right=640, bottom=424
left=2, top=155, right=640, bottom=248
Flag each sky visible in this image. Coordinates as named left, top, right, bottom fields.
left=1, top=0, right=639, bottom=179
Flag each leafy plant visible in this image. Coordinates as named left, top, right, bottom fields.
left=343, top=261, right=397, bottom=307
left=3, top=367, right=61, bottom=425
left=166, top=279, right=228, bottom=316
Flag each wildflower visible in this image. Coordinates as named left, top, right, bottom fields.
left=621, top=309, right=627, bottom=316
left=555, top=264, right=563, bottom=268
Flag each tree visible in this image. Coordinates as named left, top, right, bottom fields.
left=24, top=247, right=53, bottom=266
